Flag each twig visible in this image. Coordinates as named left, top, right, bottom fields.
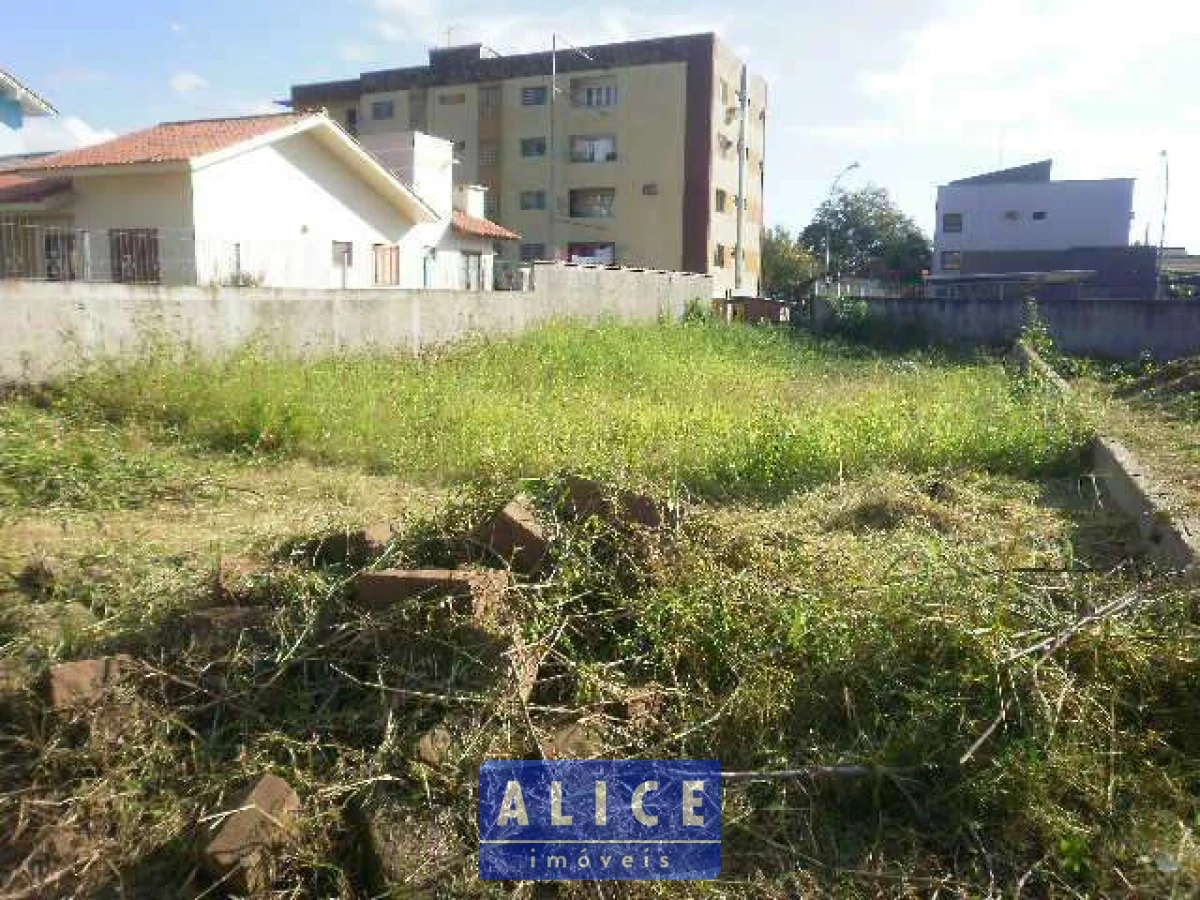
left=722, top=765, right=874, bottom=782
left=1005, top=589, right=1141, bottom=663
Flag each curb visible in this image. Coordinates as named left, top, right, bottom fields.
left=1015, top=340, right=1200, bottom=572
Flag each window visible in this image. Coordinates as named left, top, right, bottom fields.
left=522, top=85, right=548, bottom=106
left=453, top=140, right=466, bottom=157
left=520, top=190, right=547, bottom=210
left=109, top=229, right=160, bottom=284
left=463, top=251, right=483, bottom=290
left=484, top=192, right=500, bottom=221
left=370, top=100, right=395, bottom=120
left=713, top=244, right=727, bottom=267
left=479, top=141, right=499, bottom=166
left=521, top=137, right=547, bottom=157
left=332, top=241, right=353, bottom=268
left=373, top=244, right=400, bottom=286
left=569, top=187, right=615, bottom=219
left=570, top=77, right=618, bottom=108
left=940, top=251, right=962, bottom=271
left=567, top=242, right=615, bottom=264
left=438, top=91, right=466, bottom=105
left=520, top=243, right=546, bottom=261
left=1003, top=210, right=1020, bottom=221
left=569, top=134, right=617, bottom=163
left=479, top=85, right=502, bottom=119
left=642, top=183, right=659, bottom=196
left=942, top=212, right=963, bottom=233
left=720, top=80, right=730, bottom=104
left=345, top=108, right=359, bottom=137
left=715, top=188, right=727, bottom=212
left=1032, top=210, right=1048, bottom=221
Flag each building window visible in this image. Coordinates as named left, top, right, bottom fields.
left=479, top=85, right=502, bottom=119
left=568, top=242, right=615, bottom=264
left=520, top=190, right=547, bottom=210
left=109, top=229, right=160, bottom=284
left=942, top=212, right=963, bottom=233
left=940, top=251, right=962, bottom=271
left=569, top=134, right=617, bottom=163
left=479, top=142, right=499, bottom=166
left=373, top=244, right=400, bottom=286
left=370, top=100, right=395, bottom=120
left=1003, top=210, right=1020, bottom=221
left=522, top=85, right=548, bottom=106
left=642, top=183, right=659, bottom=196
left=520, top=243, right=546, bottom=261
left=484, top=193, right=500, bottom=221
left=345, top=108, right=359, bottom=137
left=438, top=91, right=466, bottom=105
left=1032, top=210, right=1048, bottom=221
left=713, top=244, right=726, bottom=268
left=332, top=241, right=353, bottom=268
left=453, top=140, right=466, bottom=157
left=569, top=187, right=615, bottom=218
left=715, top=188, right=727, bottom=212
left=520, top=137, right=547, bottom=158
left=570, top=77, right=618, bottom=108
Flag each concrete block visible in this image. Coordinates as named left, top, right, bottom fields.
left=472, top=499, right=549, bottom=573
left=44, top=655, right=131, bottom=710
left=356, top=568, right=509, bottom=622
left=203, top=773, right=300, bottom=894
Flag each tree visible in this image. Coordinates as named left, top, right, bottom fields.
left=761, top=225, right=818, bottom=302
left=799, top=185, right=931, bottom=281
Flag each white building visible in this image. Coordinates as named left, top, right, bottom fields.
left=0, top=111, right=518, bottom=288
left=933, top=160, right=1134, bottom=275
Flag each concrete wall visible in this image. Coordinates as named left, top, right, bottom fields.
left=0, top=262, right=710, bottom=383
left=813, top=294, right=1200, bottom=361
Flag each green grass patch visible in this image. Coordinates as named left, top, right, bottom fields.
left=21, top=321, right=1092, bottom=502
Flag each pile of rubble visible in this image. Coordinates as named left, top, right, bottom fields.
left=0, top=476, right=678, bottom=895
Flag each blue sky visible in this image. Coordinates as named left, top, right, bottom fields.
left=5, top=0, right=1197, bottom=250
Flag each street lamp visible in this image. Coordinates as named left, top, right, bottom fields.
left=824, top=161, right=860, bottom=282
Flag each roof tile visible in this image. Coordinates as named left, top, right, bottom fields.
left=452, top=209, right=520, bottom=241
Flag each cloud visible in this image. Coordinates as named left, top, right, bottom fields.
left=369, top=0, right=728, bottom=54
left=807, top=0, right=1200, bottom=246
left=170, top=70, right=208, bottom=93
left=339, top=42, right=376, bottom=63
left=170, top=21, right=186, bottom=34
left=238, top=99, right=286, bottom=116
left=0, top=116, right=116, bottom=157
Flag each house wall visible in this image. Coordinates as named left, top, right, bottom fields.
left=190, top=129, right=437, bottom=289
left=0, top=262, right=712, bottom=383
left=70, top=170, right=196, bottom=284
left=933, top=179, right=1134, bottom=272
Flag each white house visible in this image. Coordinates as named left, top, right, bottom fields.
left=933, top=160, right=1134, bottom=275
left=0, top=111, right=518, bottom=288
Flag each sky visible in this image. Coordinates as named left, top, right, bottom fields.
left=3, top=0, right=1197, bottom=251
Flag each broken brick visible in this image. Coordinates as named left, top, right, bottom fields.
left=472, top=499, right=550, bottom=573
left=416, top=724, right=454, bottom=767
left=202, top=773, right=300, bottom=895
left=355, top=569, right=509, bottom=623
left=44, top=655, right=131, bottom=710
left=562, top=476, right=671, bottom=530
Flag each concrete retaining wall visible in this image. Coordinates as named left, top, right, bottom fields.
left=813, top=295, right=1200, bottom=361
left=0, top=262, right=711, bottom=383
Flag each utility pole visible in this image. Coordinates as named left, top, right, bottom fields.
left=1157, top=149, right=1170, bottom=300
left=733, top=64, right=748, bottom=294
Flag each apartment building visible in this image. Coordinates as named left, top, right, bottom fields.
left=290, top=33, right=767, bottom=296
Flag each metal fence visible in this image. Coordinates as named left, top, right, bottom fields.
left=0, top=218, right=534, bottom=291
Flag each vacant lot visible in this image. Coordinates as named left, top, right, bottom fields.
left=2, top=321, right=1197, bottom=898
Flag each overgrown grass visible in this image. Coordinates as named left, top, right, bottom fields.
left=20, top=321, right=1091, bottom=503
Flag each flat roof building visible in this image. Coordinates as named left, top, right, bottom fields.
left=290, top=33, right=767, bottom=296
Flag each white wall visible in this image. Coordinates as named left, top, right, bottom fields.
left=934, top=179, right=1134, bottom=270
left=70, top=170, right=195, bottom=284
left=190, top=129, right=428, bottom=289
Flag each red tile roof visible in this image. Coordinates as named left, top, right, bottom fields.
left=0, top=172, right=72, bottom=204
left=17, top=113, right=309, bottom=171
left=452, top=209, right=520, bottom=241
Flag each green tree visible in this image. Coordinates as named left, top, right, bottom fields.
left=800, top=185, right=931, bottom=281
left=762, top=225, right=818, bottom=302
